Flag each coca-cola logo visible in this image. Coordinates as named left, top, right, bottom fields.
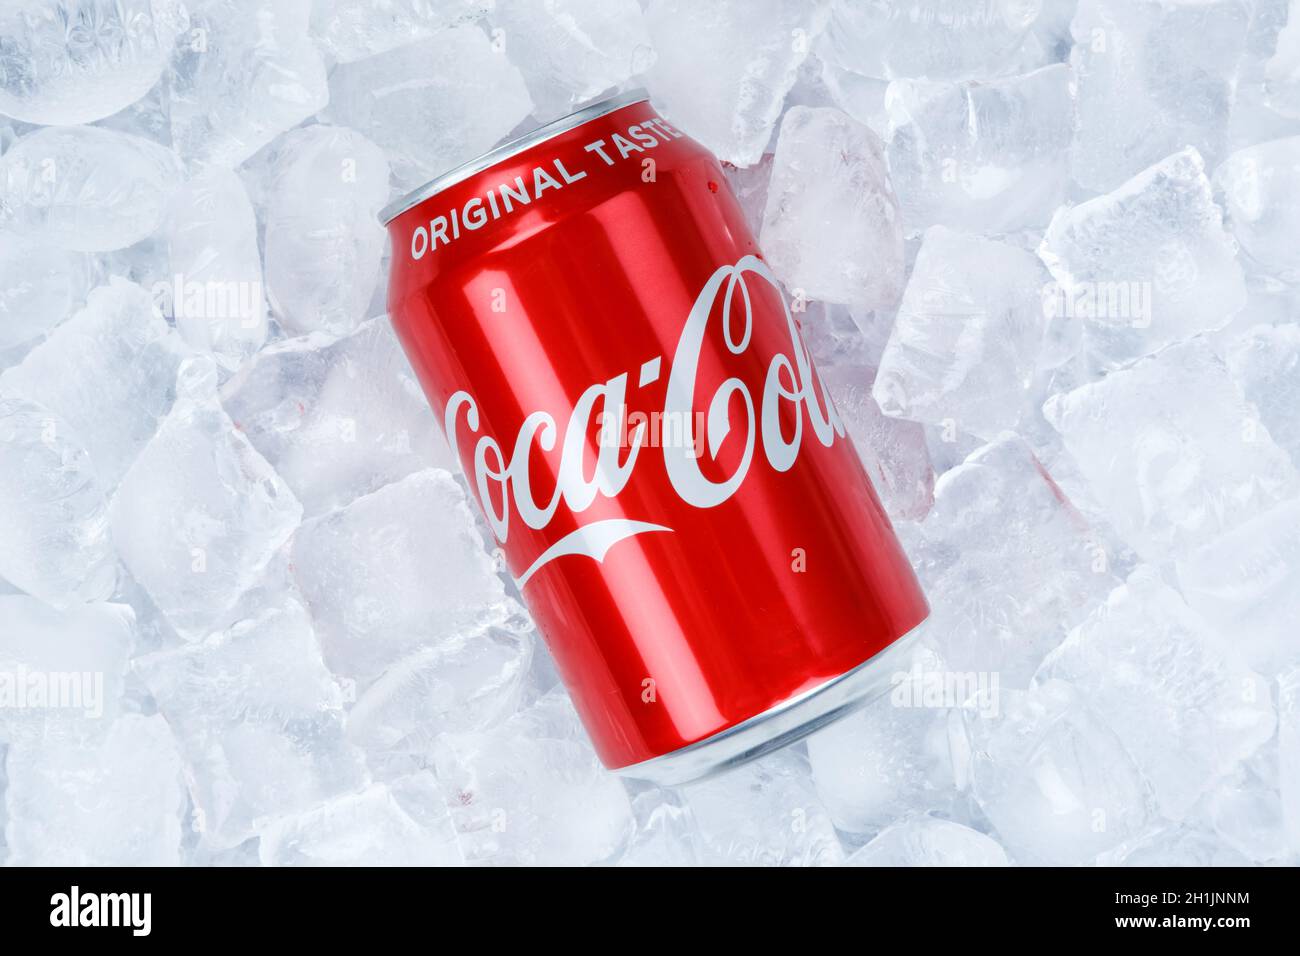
left=445, top=256, right=845, bottom=586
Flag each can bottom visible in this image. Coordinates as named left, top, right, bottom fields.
left=614, top=621, right=927, bottom=787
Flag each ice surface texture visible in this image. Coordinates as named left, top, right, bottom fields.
left=3, top=0, right=1300, bottom=868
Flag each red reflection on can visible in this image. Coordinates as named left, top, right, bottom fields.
left=383, top=93, right=928, bottom=784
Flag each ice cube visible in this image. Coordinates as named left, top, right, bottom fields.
left=1178, top=497, right=1300, bottom=674
left=1204, top=755, right=1288, bottom=863
left=0, top=597, right=133, bottom=744
left=958, top=680, right=1152, bottom=865
left=1214, top=137, right=1300, bottom=283
left=494, top=0, right=656, bottom=120
left=0, top=277, right=182, bottom=488
left=1069, top=0, right=1251, bottom=193
left=886, top=64, right=1074, bottom=234
left=110, top=359, right=303, bottom=639
left=807, top=646, right=958, bottom=834
left=1266, top=0, right=1300, bottom=117
left=817, top=57, right=890, bottom=138
left=311, top=0, right=491, bottom=63
left=134, top=598, right=367, bottom=848
left=617, top=789, right=701, bottom=866
left=291, top=468, right=513, bottom=685
left=258, top=779, right=462, bottom=866
left=262, top=126, right=391, bottom=336
left=0, top=126, right=182, bottom=251
left=760, top=106, right=903, bottom=311
left=872, top=228, right=1051, bottom=440
left=817, top=364, right=934, bottom=522
left=432, top=692, right=634, bottom=865
left=327, top=27, right=533, bottom=190
left=168, top=0, right=328, bottom=168
left=844, top=816, right=1010, bottom=866
left=0, top=235, right=88, bottom=351
left=1042, top=339, right=1299, bottom=562
left=681, top=749, right=843, bottom=866
left=1038, top=567, right=1275, bottom=819
left=163, top=167, right=268, bottom=371
left=1225, top=323, right=1300, bottom=470
left=796, top=300, right=893, bottom=370
left=220, top=316, right=453, bottom=516
left=0, top=0, right=188, bottom=124
left=0, top=396, right=116, bottom=606
left=910, top=436, right=1115, bottom=685
left=346, top=621, right=533, bottom=776
left=1041, top=148, right=1247, bottom=369
left=643, top=0, right=830, bottom=166
left=4, top=713, right=184, bottom=865
left=822, top=0, right=1044, bottom=81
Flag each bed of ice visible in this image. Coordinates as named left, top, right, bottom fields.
left=2, top=0, right=1299, bottom=867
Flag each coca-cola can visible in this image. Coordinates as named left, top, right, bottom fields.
left=381, top=92, right=929, bottom=785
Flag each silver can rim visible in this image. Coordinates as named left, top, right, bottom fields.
left=614, top=621, right=927, bottom=787
left=378, top=90, right=651, bottom=226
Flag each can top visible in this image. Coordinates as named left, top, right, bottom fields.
left=378, top=90, right=650, bottom=226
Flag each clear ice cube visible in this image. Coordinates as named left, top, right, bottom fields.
left=4, top=713, right=184, bottom=865
left=1040, top=148, right=1247, bottom=370
left=0, top=125, right=181, bottom=251
left=1069, top=0, right=1250, bottom=193
left=886, top=64, right=1074, bottom=234
left=220, top=316, right=453, bottom=516
left=1178, top=496, right=1300, bottom=674
left=760, top=105, right=904, bottom=311
left=1214, top=136, right=1300, bottom=283
left=134, top=598, right=367, bottom=848
left=1225, top=322, right=1300, bottom=470
left=257, top=779, right=462, bottom=866
left=958, top=679, right=1152, bottom=865
left=872, top=227, right=1051, bottom=440
left=432, top=691, right=634, bottom=865
left=327, top=27, right=533, bottom=190
left=1038, top=567, right=1276, bottom=820
left=346, top=621, right=532, bottom=777
left=163, top=167, right=268, bottom=370
left=311, top=0, right=492, bottom=63
left=494, top=0, right=656, bottom=120
left=168, top=0, right=328, bottom=168
left=0, top=277, right=182, bottom=488
left=910, top=435, right=1115, bottom=686
left=0, top=597, right=134, bottom=744
left=822, top=0, right=1044, bottom=82
left=291, top=468, right=513, bottom=685
left=1265, top=1, right=1300, bottom=117
left=0, top=396, right=116, bottom=606
left=0, top=0, right=187, bottom=125
left=643, top=0, right=829, bottom=166
left=0, top=235, right=88, bottom=351
left=1043, top=338, right=1299, bottom=562
left=110, top=359, right=303, bottom=639
left=807, top=646, right=958, bottom=834
left=681, top=749, right=843, bottom=866
left=262, top=126, right=391, bottom=336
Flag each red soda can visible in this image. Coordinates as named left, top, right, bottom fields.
left=381, top=92, right=928, bottom=784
